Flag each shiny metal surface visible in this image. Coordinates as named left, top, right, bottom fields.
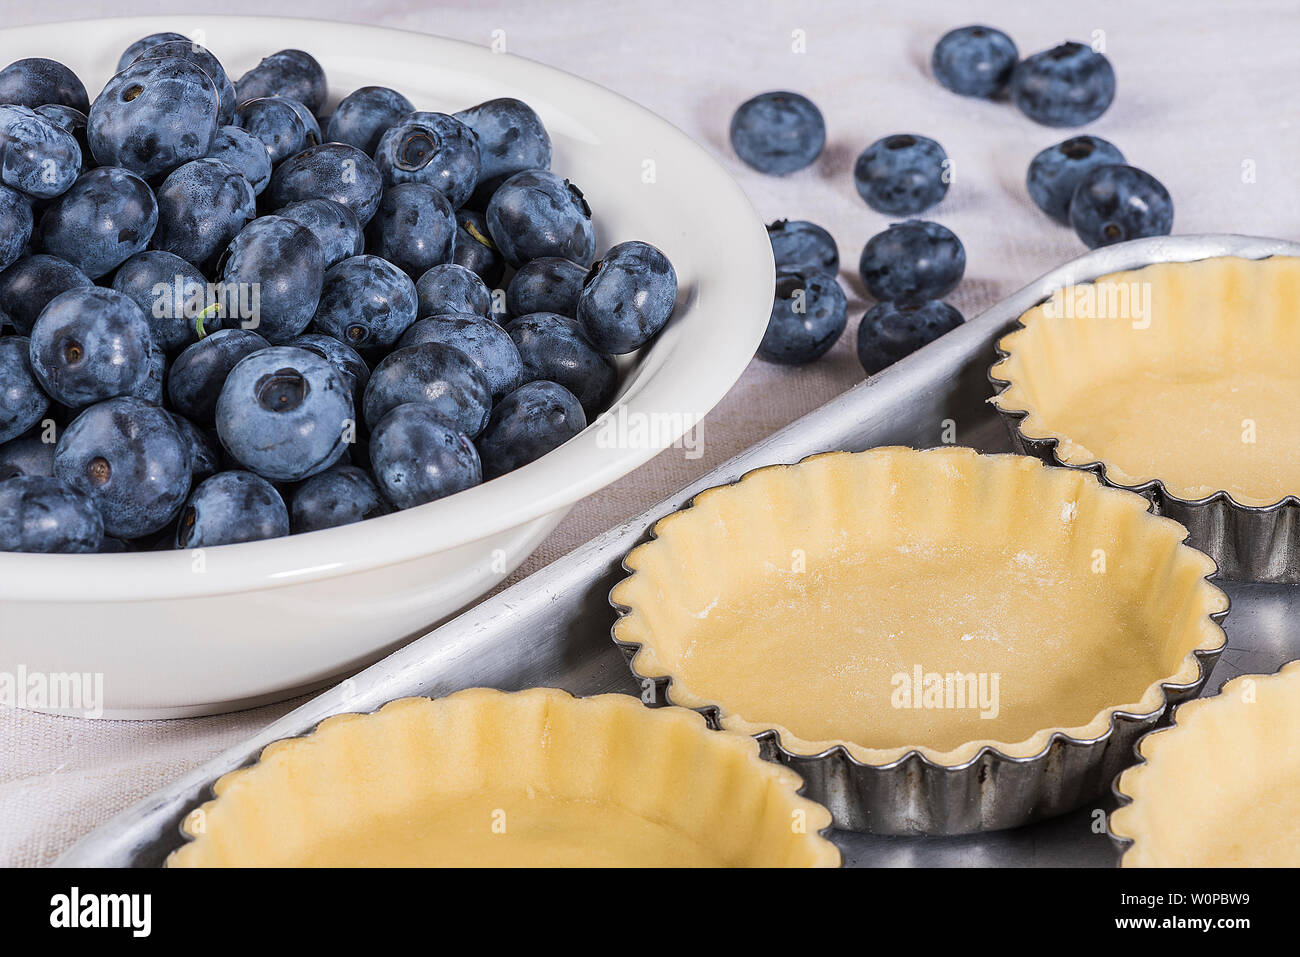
left=58, top=234, right=1300, bottom=867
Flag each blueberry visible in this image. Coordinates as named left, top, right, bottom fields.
left=111, top=250, right=212, bottom=352
left=453, top=98, right=552, bottom=200
left=215, top=346, right=353, bottom=482
left=37, top=166, right=157, bottom=278
left=88, top=57, right=219, bottom=179
left=0, top=336, right=48, bottom=443
left=931, top=25, right=1018, bottom=98
left=167, top=328, right=270, bottom=425
left=368, top=402, right=481, bottom=509
left=858, top=220, right=965, bottom=303
left=133, top=40, right=236, bottom=126
left=0, top=105, right=82, bottom=199
left=364, top=182, right=455, bottom=278
left=175, top=470, right=289, bottom=547
left=0, top=474, right=102, bottom=553
left=399, top=314, right=523, bottom=400
left=54, top=395, right=191, bottom=538
left=505, top=257, right=585, bottom=318
left=374, top=112, right=480, bottom=208
left=452, top=208, right=505, bottom=287
left=235, top=50, right=328, bottom=114
left=286, top=332, right=370, bottom=399
left=326, top=86, right=414, bottom=153
left=277, top=198, right=364, bottom=269
left=853, top=134, right=950, bottom=216
left=116, top=33, right=189, bottom=73
left=29, top=287, right=154, bottom=407
left=0, top=432, right=55, bottom=477
left=476, top=380, right=586, bottom=480
left=312, top=254, right=418, bottom=350
left=768, top=220, right=838, bottom=276
left=1026, top=136, right=1126, bottom=224
left=206, top=125, right=273, bottom=195
left=153, top=158, right=257, bottom=268
left=729, top=91, right=825, bottom=175
left=1069, top=164, right=1173, bottom=249
left=416, top=263, right=492, bottom=319
left=290, top=464, right=390, bottom=533
left=1011, top=42, right=1116, bottom=127
left=0, top=185, right=32, bottom=274
left=169, top=413, right=219, bottom=480
left=362, top=341, right=492, bottom=435
left=856, top=299, right=964, bottom=374
left=0, top=58, right=89, bottom=113
left=506, top=312, right=616, bottom=417
left=266, top=142, right=384, bottom=226
left=234, top=97, right=308, bottom=165
left=576, top=241, right=678, bottom=354
left=485, top=169, right=596, bottom=268
left=133, top=338, right=167, bottom=405
left=218, top=215, right=325, bottom=343
left=280, top=99, right=322, bottom=148
left=758, top=271, right=848, bottom=365
left=34, top=104, right=90, bottom=172
left=0, top=254, right=92, bottom=336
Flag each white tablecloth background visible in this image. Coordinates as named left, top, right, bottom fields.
left=3, top=0, right=1297, bottom=866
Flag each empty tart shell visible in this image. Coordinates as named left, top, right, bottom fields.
left=990, top=255, right=1300, bottom=582
left=1110, top=661, right=1300, bottom=867
left=166, top=687, right=839, bottom=868
left=610, top=446, right=1228, bottom=833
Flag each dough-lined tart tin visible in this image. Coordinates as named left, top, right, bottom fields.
left=166, top=687, right=840, bottom=868
left=991, top=255, right=1300, bottom=583
left=1109, top=661, right=1300, bottom=867
left=610, top=446, right=1229, bottom=835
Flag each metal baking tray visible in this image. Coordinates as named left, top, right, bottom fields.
left=58, top=234, right=1300, bottom=868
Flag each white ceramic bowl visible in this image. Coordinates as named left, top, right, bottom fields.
left=0, top=16, right=773, bottom=717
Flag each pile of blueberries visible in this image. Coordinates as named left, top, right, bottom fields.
left=0, top=34, right=678, bottom=553
left=729, top=24, right=1172, bottom=376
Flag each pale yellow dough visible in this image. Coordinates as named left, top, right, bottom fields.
left=611, top=447, right=1228, bottom=766
left=167, top=688, right=840, bottom=868
left=1111, top=661, right=1300, bottom=867
left=991, top=255, right=1300, bottom=506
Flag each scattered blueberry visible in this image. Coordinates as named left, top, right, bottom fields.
left=153, top=158, right=257, bottom=268
left=368, top=402, right=481, bottom=509
left=327, top=86, right=414, bottom=153
left=729, top=91, right=825, bottom=175
left=374, top=112, right=480, bottom=208
left=312, top=254, right=418, bottom=349
left=486, top=169, right=596, bottom=267
left=454, top=98, right=552, bottom=200
left=758, top=271, right=848, bottom=365
left=0, top=105, right=83, bottom=199
left=506, top=312, right=617, bottom=417
left=218, top=215, right=325, bottom=343
left=0, top=185, right=33, bottom=273
left=235, top=49, right=328, bottom=113
left=506, top=257, right=586, bottom=319
left=290, top=464, right=390, bottom=533
left=215, top=346, right=353, bottom=482
left=853, top=134, right=950, bottom=215
left=206, top=124, right=273, bottom=195
left=0, top=474, right=102, bottom=552
left=278, top=198, right=364, bottom=269
left=37, top=166, right=158, bottom=279
left=453, top=209, right=506, bottom=287
left=416, top=263, right=492, bottom=320
left=1011, top=42, right=1116, bottom=127
left=931, top=26, right=1018, bottom=98
left=0, top=336, right=49, bottom=443
left=235, top=96, right=308, bottom=165
left=856, top=299, right=964, bottom=374
left=53, top=395, right=191, bottom=538
left=768, top=220, right=838, bottom=276
left=476, top=380, right=586, bottom=480
left=858, top=220, right=966, bottom=303
left=576, top=241, right=678, bottom=354
left=1069, top=164, right=1173, bottom=249
left=167, top=328, right=270, bottom=425
left=362, top=341, right=492, bottom=435
left=286, top=332, right=370, bottom=399
left=399, top=314, right=523, bottom=400
left=1026, top=135, right=1126, bottom=224
left=266, top=142, right=384, bottom=225
left=364, top=182, right=456, bottom=278
left=133, top=39, right=236, bottom=125
left=0, top=58, right=89, bottom=113
left=29, top=287, right=155, bottom=407
left=111, top=250, right=212, bottom=352
left=0, top=254, right=92, bottom=336
left=176, top=470, right=289, bottom=547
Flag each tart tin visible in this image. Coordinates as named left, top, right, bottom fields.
left=1109, top=661, right=1300, bottom=867
left=167, top=687, right=840, bottom=868
left=990, top=255, right=1300, bottom=584
left=610, top=447, right=1229, bottom=835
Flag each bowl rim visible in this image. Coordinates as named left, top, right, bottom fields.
left=0, top=14, right=775, bottom=602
